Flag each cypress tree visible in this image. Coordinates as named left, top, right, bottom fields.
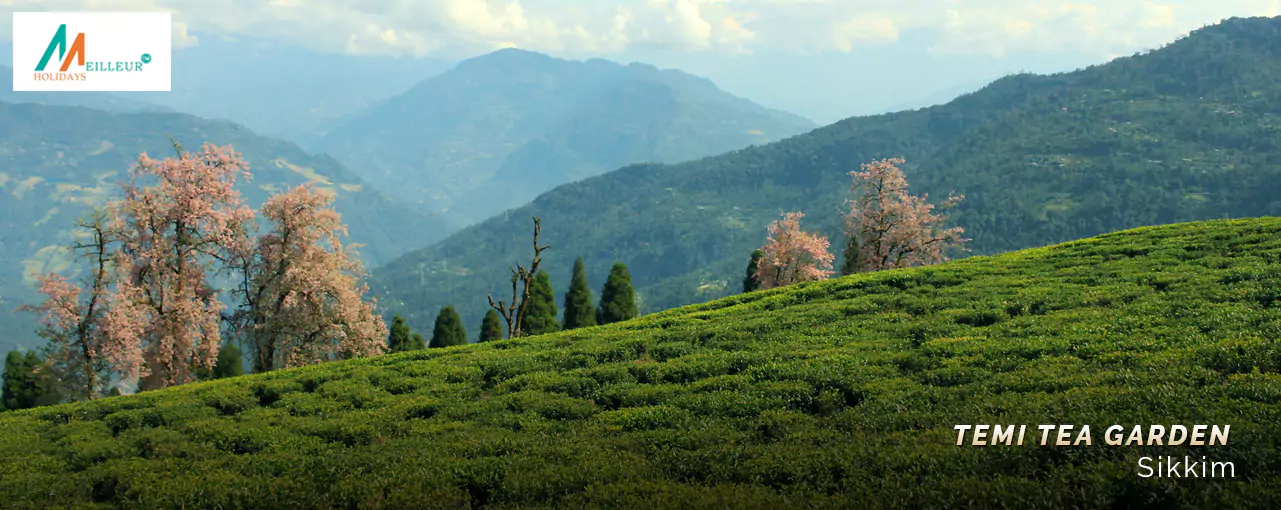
left=840, top=235, right=862, bottom=276
left=563, top=257, right=597, bottom=330
left=743, top=249, right=764, bottom=292
left=213, top=343, right=245, bottom=379
left=2, top=351, right=60, bottom=411
left=479, top=309, right=504, bottom=342
left=597, top=262, right=638, bottom=325
left=388, top=314, right=411, bottom=352
left=197, top=343, right=245, bottom=380
left=388, top=314, right=426, bottom=352
left=430, top=306, right=467, bottom=348
left=523, top=270, right=560, bottom=336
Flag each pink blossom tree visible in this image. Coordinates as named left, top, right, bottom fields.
left=842, top=158, right=967, bottom=274
left=115, top=142, right=255, bottom=390
left=230, top=183, right=387, bottom=372
left=20, top=210, right=146, bottom=399
left=754, top=211, right=835, bottom=289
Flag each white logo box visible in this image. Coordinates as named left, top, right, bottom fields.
left=13, top=11, right=172, bottom=92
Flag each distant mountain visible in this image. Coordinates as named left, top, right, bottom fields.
left=71, top=36, right=457, bottom=143
left=370, top=16, right=1281, bottom=339
left=317, top=49, right=817, bottom=225
left=0, top=65, right=170, bottom=113
left=0, top=102, right=452, bottom=355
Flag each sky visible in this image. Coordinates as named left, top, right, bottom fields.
left=4, top=0, right=1280, bottom=123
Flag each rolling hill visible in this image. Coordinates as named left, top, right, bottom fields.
left=1, top=218, right=1279, bottom=508
left=370, top=16, right=1281, bottom=338
left=0, top=102, right=454, bottom=355
left=315, top=48, right=817, bottom=224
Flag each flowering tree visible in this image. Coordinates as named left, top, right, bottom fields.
left=22, top=142, right=393, bottom=396
left=843, top=158, right=967, bottom=274
left=19, top=210, right=144, bottom=399
left=754, top=212, right=835, bottom=289
left=230, top=183, right=387, bottom=372
left=115, top=142, right=255, bottom=390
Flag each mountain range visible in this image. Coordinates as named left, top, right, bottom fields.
left=316, top=48, right=817, bottom=224
left=0, top=102, right=452, bottom=354
left=369, top=16, right=1281, bottom=339
left=0, top=38, right=454, bottom=143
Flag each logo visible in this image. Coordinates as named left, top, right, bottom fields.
left=35, top=24, right=86, bottom=73
left=13, top=12, right=171, bottom=92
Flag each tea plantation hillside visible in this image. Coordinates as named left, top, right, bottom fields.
left=3, top=219, right=1281, bottom=508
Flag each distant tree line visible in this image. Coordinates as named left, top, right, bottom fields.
left=403, top=249, right=638, bottom=349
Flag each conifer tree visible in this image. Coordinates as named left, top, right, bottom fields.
left=563, top=257, right=597, bottom=330
left=196, top=342, right=244, bottom=380
left=2, top=351, right=60, bottom=410
left=523, top=270, right=560, bottom=336
left=212, top=343, right=244, bottom=379
left=388, top=314, right=426, bottom=352
left=597, top=262, right=638, bottom=325
left=479, top=310, right=504, bottom=342
left=743, top=249, right=765, bottom=292
left=430, top=306, right=467, bottom=348
left=840, top=236, right=862, bottom=276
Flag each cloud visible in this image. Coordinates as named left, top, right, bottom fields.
left=832, top=15, right=899, bottom=51
left=0, top=0, right=1276, bottom=59
left=172, top=20, right=198, bottom=49
left=924, top=0, right=1281, bottom=57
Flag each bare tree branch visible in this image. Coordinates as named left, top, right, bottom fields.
left=486, top=217, right=550, bottom=339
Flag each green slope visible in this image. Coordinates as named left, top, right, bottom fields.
left=0, top=101, right=454, bottom=355
left=2, top=218, right=1281, bottom=508
left=371, top=16, right=1281, bottom=337
left=317, top=48, right=816, bottom=224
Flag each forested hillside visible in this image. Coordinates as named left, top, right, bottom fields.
left=371, top=16, right=1281, bottom=337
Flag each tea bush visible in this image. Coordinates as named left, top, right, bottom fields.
left=1, top=219, right=1281, bottom=508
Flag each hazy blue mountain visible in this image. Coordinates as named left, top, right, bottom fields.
left=317, top=48, right=817, bottom=225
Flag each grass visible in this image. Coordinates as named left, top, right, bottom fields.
left=3, top=218, right=1281, bottom=508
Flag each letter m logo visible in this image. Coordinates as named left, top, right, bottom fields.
left=35, top=24, right=85, bottom=72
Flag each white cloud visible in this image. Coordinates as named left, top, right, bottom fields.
left=172, top=20, right=197, bottom=49
left=925, top=0, right=1281, bottom=57
left=832, top=15, right=899, bottom=51
left=0, top=0, right=1276, bottom=59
